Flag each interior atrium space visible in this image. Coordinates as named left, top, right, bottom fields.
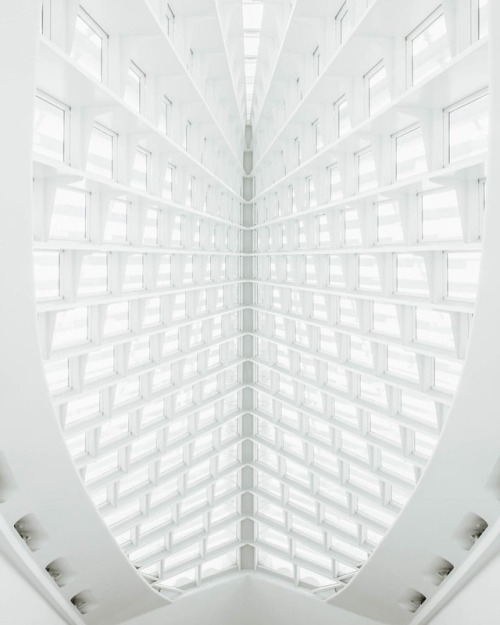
left=1, top=0, right=500, bottom=624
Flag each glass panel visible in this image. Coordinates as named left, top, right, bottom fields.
left=143, top=209, right=159, bottom=245
left=366, top=63, right=390, bottom=116
left=373, top=302, right=400, bottom=337
left=336, top=96, right=351, bottom=138
left=242, top=0, right=263, bottom=120
left=358, top=255, right=381, bottom=291
left=52, top=308, right=88, bottom=350
left=131, top=148, right=149, bottom=190
left=34, top=94, right=66, bottom=162
left=446, top=252, right=480, bottom=301
left=339, top=297, right=359, bottom=327
left=329, top=163, right=343, bottom=200
left=370, top=414, right=400, bottom=444
left=377, top=201, right=404, bottom=244
left=124, top=62, right=144, bottom=112
left=66, top=392, right=100, bottom=425
left=387, top=345, right=419, bottom=382
left=395, top=126, right=426, bottom=180
left=359, top=377, right=387, bottom=407
left=420, top=189, right=462, bottom=241
left=50, top=187, right=87, bottom=240
left=336, top=2, right=351, bottom=45
left=448, top=92, right=489, bottom=164
left=357, top=149, right=377, bottom=192
left=400, top=390, right=437, bottom=426
left=78, top=253, right=108, bottom=296
left=104, top=199, right=128, bottom=243
left=104, top=302, right=129, bottom=337
left=163, top=164, right=176, bottom=200
left=478, top=0, right=488, bottom=38
left=381, top=452, right=414, bottom=483
left=72, top=9, right=107, bottom=82
left=396, top=254, right=429, bottom=296
left=85, top=346, right=115, bottom=382
left=44, top=358, right=69, bottom=393
left=408, top=11, right=450, bottom=86
left=349, top=336, right=373, bottom=366
left=415, top=309, right=454, bottom=350
left=163, top=97, right=173, bottom=135
left=87, top=125, right=114, bottom=179
left=414, top=430, right=437, bottom=457
left=434, top=357, right=462, bottom=393
left=343, top=208, right=362, bottom=246
left=123, top=254, right=144, bottom=291
left=34, top=251, right=60, bottom=299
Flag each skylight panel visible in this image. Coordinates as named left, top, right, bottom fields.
left=72, top=8, right=108, bottom=82
left=317, top=478, right=349, bottom=507
left=66, top=432, right=87, bottom=458
left=104, top=199, right=128, bottom=243
left=50, top=187, right=87, bottom=240
left=104, top=501, right=140, bottom=531
left=415, top=309, right=455, bottom=350
left=242, top=0, right=264, bottom=121
left=201, top=552, right=238, bottom=579
left=294, top=543, right=332, bottom=571
left=313, top=448, right=339, bottom=475
left=119, top=465, right=150, bottom=493
left=258, top=550, right=294, bottom=578
left=387, top=345, right=419, bottom=382
left=298, top=567, right=335, bottom=588
left=34, top=92, right=68, bottom=162
left=400, top=390, right=438, bottom=427
left=407, top=8, right=450, bottom=86
left=419, top=188, right=462, bottom=241
left=446, top=252, right=481, bottom=301
left=433, top=358, right=462, bottom=394
left=33, top=251, right=60, bottom=300
left=172, top=516, right=204, bottom=544
left=414, top=430, right=438, bottom=458
left=32, top=0, right=486, bottom=601
left=99, top=415, right=129, bottom=446
left=87, top=124, right=115, bottom=179
left=44, top=358, right=69, bottom=393
left=85, top=450, right=118, bottom=483
left=376, top=201, right=404, bottom=244
left=85, top=346, right=115, bottom=382
left=78, top=253, right=108, bottom=296
left=52, top=307, right=88, bottom=350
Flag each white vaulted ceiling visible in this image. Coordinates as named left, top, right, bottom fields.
left=24, top=0, right=492, bottom=619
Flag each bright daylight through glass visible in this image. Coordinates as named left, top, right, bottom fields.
left=28, top=0, right=490, bottom=605
left=242, top=0, right=264, bottom=121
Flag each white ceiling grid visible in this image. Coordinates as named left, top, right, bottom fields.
left=32, top=0, right=488, bottom=601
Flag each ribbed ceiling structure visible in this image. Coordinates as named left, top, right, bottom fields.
left=31, top=0, right=488, bottom=606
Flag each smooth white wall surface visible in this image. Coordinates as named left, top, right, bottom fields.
left=427, top=548, right=500, bottom=625
left=0, top=549, right=69, bottom=625
left=120, top=575, right=386, bottom=625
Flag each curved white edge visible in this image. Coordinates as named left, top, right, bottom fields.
left=0, top=2, right=166, bottom=624
left=329, top=1, right=500, bottom=622
left=120, top=573, right=387, bottom=625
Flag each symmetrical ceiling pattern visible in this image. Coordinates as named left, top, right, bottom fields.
left=32, top=0, right=488, bottom=602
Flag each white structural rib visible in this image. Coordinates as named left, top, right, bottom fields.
left=30, top=0, right=489, bottom=607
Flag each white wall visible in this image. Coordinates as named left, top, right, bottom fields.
left=120, top=575, right=386, bottom=625
left=427, top=548, right=500, bottom=625
left=0, top=549, right=69, bottom=625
